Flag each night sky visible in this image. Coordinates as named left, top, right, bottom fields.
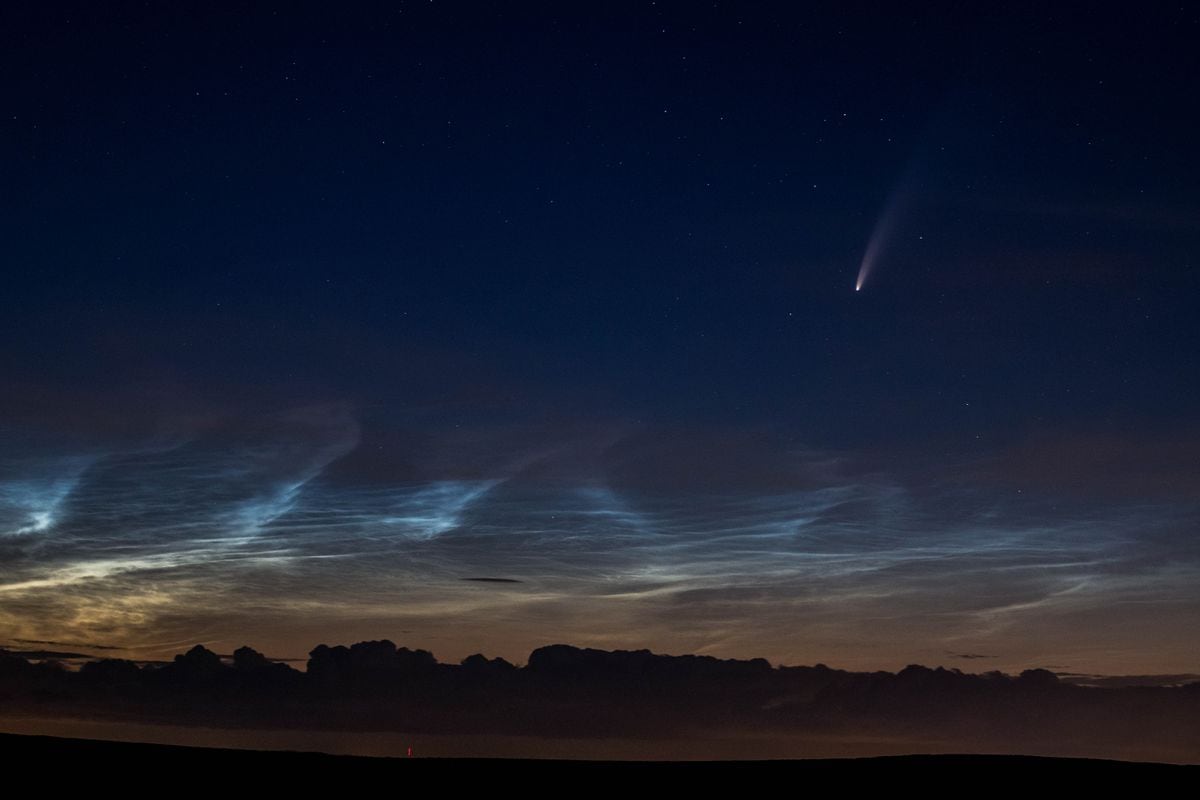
left=2, top=4, right=1198, bottom=675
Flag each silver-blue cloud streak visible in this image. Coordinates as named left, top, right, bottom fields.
left=1, top=410, right=1197, bottom=675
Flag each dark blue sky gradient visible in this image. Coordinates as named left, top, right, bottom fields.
left=1, top=4, right=1197, bottom=672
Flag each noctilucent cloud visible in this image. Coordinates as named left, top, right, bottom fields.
left=2, top=5, right=1198, bottom=674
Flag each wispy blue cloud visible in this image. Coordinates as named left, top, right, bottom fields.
left=1, top=412, right=1196, bottom=675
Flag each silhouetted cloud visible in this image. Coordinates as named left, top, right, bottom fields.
left=5, top=649, right=92, bottom=660
left=461, top=577, right=523, bottom=584
left=1057, top=673, right=1200, bottom=688
left=13, top=639, right=122, bottom=651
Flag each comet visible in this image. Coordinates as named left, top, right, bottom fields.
left=855, top=185, right=907, bottom=292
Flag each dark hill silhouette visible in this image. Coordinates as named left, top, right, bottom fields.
left=1, top=733, right=1193, bottom=789
left=1, top=643, right=1197, bottom=763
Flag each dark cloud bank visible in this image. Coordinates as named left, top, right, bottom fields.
left=2, top=641, right=1197, bottom=763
